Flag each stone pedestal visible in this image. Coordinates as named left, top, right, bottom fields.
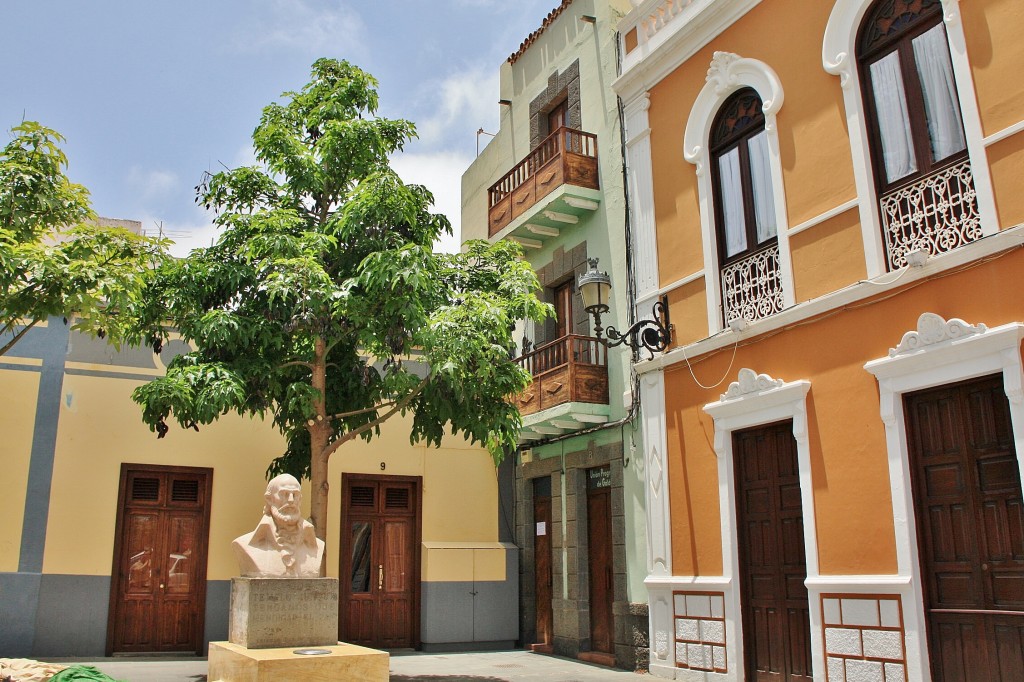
left=229, top=577, right=338, bottom=649
left=208, top=641, right=388, bottom=682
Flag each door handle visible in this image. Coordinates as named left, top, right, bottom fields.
left=378, top=564, right=383, bottom=590
left=160, top=583, right=165, bottom=589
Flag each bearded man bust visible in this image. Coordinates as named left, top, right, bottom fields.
left=232, top=473, right=325, bottom=578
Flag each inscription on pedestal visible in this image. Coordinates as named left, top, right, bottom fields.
left=229, top=577, right=339, bottom=649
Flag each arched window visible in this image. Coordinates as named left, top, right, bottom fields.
left=858, top=0, right=965, bottom=189
left=709, top=87, right=784, bottom=326
left=710, top=88, right=778, bottom=265
left=856, top=0, right=980, bottom=268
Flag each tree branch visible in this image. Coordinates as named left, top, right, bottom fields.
left=322, top=374, right=431, bottom=459
left=326, top=401, right=396, bottom=422
left=0, top=318, right=38, bottom=356
left=278, top=360, right=315, bottom=372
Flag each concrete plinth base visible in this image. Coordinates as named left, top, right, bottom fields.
left=208, top=641, right=388, bottom=682
left=229, top=577, right=338, bottom=649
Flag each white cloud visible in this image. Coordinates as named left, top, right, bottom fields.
left=391, top=150, right=473, bottom=254
left=414, top=65, right=499, bottom=150
left=230, top=0, right=366, bottom=56
left=126, top=167, right=179, bottom=203
left=134, top=207, right=220, bottom=258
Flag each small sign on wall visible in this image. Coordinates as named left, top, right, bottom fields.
left=536, top=521, right=547, bottom=536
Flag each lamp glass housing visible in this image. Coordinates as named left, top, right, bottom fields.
left=578, top=259, right=611, bottom=314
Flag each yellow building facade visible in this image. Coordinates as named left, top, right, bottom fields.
left=615, top=0, right=1024, bottom=680
left=1, top=321, right=516, bottom=657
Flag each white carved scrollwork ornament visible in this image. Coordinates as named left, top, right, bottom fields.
left=707, top=51, right=741, bottom=94
left=722, top=368, right=784, bottom=401
left=889, top=312, right=987, bottom=357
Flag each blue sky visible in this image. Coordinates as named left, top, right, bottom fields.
left=1, top=1, right=557, bottom=254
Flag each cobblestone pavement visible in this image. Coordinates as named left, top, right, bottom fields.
left=47, top=649, right=646, bottom=681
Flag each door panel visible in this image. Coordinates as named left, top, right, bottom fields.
left=533, top=491, right=553, bottom=647
left=108, top=466, right=211, bottom=655
left=906, top=376, right=1024, bottom=681
left=339, top=476, right=420, bottom=649
left=586, top=475, right=614, bottom=655
left=734, top=421, right=811, bottom=681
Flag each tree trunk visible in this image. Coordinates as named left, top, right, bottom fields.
left=308, top=336, right=330, bottom=546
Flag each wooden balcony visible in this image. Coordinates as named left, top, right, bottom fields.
left=513, top=334, right=608, bottom=420
left=488, top=127, right=600, bottom=239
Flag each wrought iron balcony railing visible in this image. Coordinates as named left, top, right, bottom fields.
left=721, top=243, right=785, bottom=325
left=880, top=159, right=981, bottom=270
left=513, top=334, right=608, bottom=416
left=487, top=126, right=599, bottom=237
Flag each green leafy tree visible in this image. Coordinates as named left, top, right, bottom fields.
left=132, top=59, right=548, bottom=541
left=0, top=121, right=168, bottom=353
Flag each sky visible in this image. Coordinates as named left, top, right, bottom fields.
left=0, top=0, right=559, bottom=255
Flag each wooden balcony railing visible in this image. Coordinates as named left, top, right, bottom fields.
left=513, top=334, right=608, bottom=416
left=487, top=126, right=599, bottom=237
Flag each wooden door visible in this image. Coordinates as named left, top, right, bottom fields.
left=586, top=466, right=614, bottom=654
left=734, top=422, right=812, bottom=681
left=547, top=100, right=567, bottom=136
left=905, top=375, right=1024, bottom=681
left=533, top=478, right=554, bottom=648
left=340, top=475, right=420, bottom=649
left=107, top=465, right=212, bottom=655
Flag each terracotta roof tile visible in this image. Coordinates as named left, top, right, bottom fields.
left=507, top=0, right=575, bottom=64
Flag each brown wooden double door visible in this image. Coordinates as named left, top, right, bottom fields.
left=734, top=421, right=812, bottom=681
left=905, top=375, right=1024, bottom=681
left=107, top=465, right=212, bottom=655
left=339, top=475, right=420, bottom=649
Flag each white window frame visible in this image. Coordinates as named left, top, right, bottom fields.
left=822, top=0, right=999, bottom=278
left=703, top=369, right=819, bottom=679
left=864, top=312, right=1024, bottom=679
left=683, top=52, right=794, bottom=335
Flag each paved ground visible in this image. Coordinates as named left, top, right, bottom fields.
left=46, top=650, right=646, bottom=681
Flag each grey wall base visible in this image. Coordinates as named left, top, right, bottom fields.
left=0, top=573, right=230, bottom=658
left=0, top=572, right=42, bottom=656
left=420, top=547, right=518, bottom=647
left=420, top=640, right=516, bottom=653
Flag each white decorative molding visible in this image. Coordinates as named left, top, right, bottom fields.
left=721, top=368, right=784, bottom=401
left=633, top=225, right=1024, bottom=377
left=615, top=0, right=763, bottom=103
left=889, top=312, right=987, bottom=357
left=864, top=318, right=1024, bottom=682
left=984, top=119, right=1024, bottom=148
left=641, top=370, right=672, bottom=577
left=822, top=0, right=999, bottom=278
left=682, top=53, right=793, bottom=336
left=703, top=375, right=818, bottom=680
left=788, top=198, right=860, bottom=236
left=623, top=92, right=661, bottom=303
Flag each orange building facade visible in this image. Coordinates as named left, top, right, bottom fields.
left=614, top=0, right=1024, bottom=680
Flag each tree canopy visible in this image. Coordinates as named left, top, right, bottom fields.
left=132, top=59, right=548, bottom=540
left=0, top=121, right=168, bottom=354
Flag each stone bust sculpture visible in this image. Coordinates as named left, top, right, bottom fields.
left=232, top=474, right=325, bottom=578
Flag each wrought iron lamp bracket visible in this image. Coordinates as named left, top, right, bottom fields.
left=600, top=295, right=672, bottom=360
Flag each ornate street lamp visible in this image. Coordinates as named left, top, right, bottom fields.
left=577, top=258, right=672, bottom=358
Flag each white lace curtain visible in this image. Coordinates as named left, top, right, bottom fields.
left=868, top=23, right=966, bottom=184
left=718, top=147, right=746, bottom=257
left=870, top=52, right=918, bottom=182
left=913, top=24, right=966, bottom=162
left=748, top=131, right=777, bottom=244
